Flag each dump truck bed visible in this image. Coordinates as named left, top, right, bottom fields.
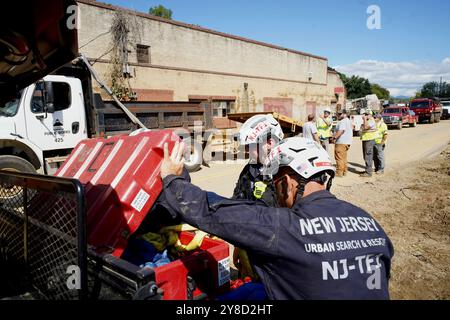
left=227, top=112, right=303, bottom=136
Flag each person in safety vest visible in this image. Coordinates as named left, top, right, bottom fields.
left=373, top=114, right=388, bottom=175
left=232, top=114, right=284, bottom=279
left=360, top=110, right=377, bottom=178
left=316, top=108, right=333, bottom=152
left=158, top=138, right=394, bottom=300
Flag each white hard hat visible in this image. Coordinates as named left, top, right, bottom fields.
left=238, top=114, right=284, bottom=146
left=324, top=108, right=332, bottom=114
left=266, top=137, right=335, bottom=179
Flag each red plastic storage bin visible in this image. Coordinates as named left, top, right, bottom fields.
left=56, top=129, right=231, bottom=299
left=154, top=232, right=230, bottom=300
left=56, top=130, right=180, bottom=257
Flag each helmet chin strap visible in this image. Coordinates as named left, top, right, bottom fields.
left=294, top=176, right=308, bottom=202
left=294, top=173, right=333, bottom=203
left=326, top=176, right=333, bottom=191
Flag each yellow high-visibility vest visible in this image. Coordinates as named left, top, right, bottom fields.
left=361, top=119, right=377, bottom=141
left=375, top=121, right=388, bottom=145
left=316, top=117, right=332, bottom=139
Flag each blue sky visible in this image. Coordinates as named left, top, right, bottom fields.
left=101, top=0, right=450, bottom=96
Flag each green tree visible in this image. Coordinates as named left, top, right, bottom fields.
left=371, top=83, right=390, bottom=100
left=416, top=81, right=450, bottom=98
left=339, top=73, right=372, bottom=99
left=149, top=5, right=173, bottom=19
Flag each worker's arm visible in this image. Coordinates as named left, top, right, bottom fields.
left=313, top=133, right=320, bottom=143
left=334, top=130, right=344, bottom=140
left=382, top=132, right=388, bottom=145
left=310, top=124, right=320, bottom=143
left=159, top=142, right=280, bottom=256
left=362, top=117, right=375, bottom=131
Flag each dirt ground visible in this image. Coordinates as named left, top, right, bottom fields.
left=333, top=143, right=450, bottom=300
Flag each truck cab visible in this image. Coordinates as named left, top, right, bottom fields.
left=0, top=75, right=88, bottom=175
left=410, top=98, right=442, bottom=123
left=382, top=105, right=417, bottom=129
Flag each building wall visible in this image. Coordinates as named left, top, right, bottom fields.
left=77, top=0, right=344, bottom=124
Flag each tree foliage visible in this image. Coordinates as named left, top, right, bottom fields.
left=149, top=5, right=173, bottom=20
left=339, top=73, right=391, bottom=100
left=339, top=73, right=372, bottom=99
left=371, top=83, right=390, bottom=100
left=415, top=81, right=450, bottom=98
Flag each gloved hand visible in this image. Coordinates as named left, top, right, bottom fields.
left=160, top=141, right=185, bottom=179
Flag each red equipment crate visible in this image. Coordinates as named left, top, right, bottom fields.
left=56, top=129, right=231, bottom=299
left=154, top=232, right=230, bottom=300
left=56, top=130, right=180, bottom=257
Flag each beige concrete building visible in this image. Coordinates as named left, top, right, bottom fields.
left=77, top=0, right=346, bottom=128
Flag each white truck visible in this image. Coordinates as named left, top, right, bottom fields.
left=0, top=56, right=214, bottom=176
left=441, top=100, right=450, bottom=120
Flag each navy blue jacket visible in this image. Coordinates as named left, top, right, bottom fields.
left=161, top=175, right=394, bottom=300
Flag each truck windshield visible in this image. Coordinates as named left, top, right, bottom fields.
left=384, top=108, right=400, bottom=114
left=0, top=91, right=22, bottom=117
left=411, top=101, right=429, bottom=108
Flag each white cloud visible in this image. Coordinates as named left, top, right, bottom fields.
left=334, top=58, right=450, bottom=97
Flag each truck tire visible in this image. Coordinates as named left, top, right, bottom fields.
left=183, top=140, right=203, bottom=172
left=0, top=155, right=36, bottom=202
left=430, top=114, right=435, bottom=123
left=0, top=155, right=36, bottom=174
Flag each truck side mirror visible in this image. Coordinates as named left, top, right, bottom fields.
left=44, top=81, right=55, bottom=114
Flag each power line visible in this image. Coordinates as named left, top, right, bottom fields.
left=79, top=31, right=111, bottom=49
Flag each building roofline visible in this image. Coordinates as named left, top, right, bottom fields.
left=77, top=0, right=328, bottom=61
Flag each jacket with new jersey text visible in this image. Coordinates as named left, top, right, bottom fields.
left=160, top=175, right=394, bottom=300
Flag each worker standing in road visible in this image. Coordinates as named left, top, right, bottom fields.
left=232, top=114, right=284, bottom=279
left=360, top=110, right=377, bottom=178
left=302, top=114, right=320, bottom=143
left=373, top=114, right=388, bottom=175
left=159, top=138, right=394, bottom=300
left=316, top=108, right=333, bottom=152
left=332, top=110, right=353, bottom=177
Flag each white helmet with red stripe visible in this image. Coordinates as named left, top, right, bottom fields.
left=266, top=137, right=335, bottom=179
left=238, top=114, right=284, bottom=145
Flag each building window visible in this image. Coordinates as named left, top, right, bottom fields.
left=212, top=101, right=235, bottom=117
left=136, top=44, right=150, bottom=64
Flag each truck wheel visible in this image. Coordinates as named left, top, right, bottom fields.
left=183, top=140, right=203, bottom=172
left=0, top=155, right=36, bottom=202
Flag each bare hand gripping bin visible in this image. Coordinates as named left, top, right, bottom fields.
left=55, top=130, right=180, bottom=257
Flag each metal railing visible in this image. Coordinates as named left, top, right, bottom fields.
left=0, top=170, right=87, bottom=300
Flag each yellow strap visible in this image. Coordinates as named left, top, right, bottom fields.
left=174, top=230, right=208, bottom=251
left=160, top=224, right=208, bottom=252
left=141, top=232, right=167, bottom=252
left=233, top=248, right=259, bottom=280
